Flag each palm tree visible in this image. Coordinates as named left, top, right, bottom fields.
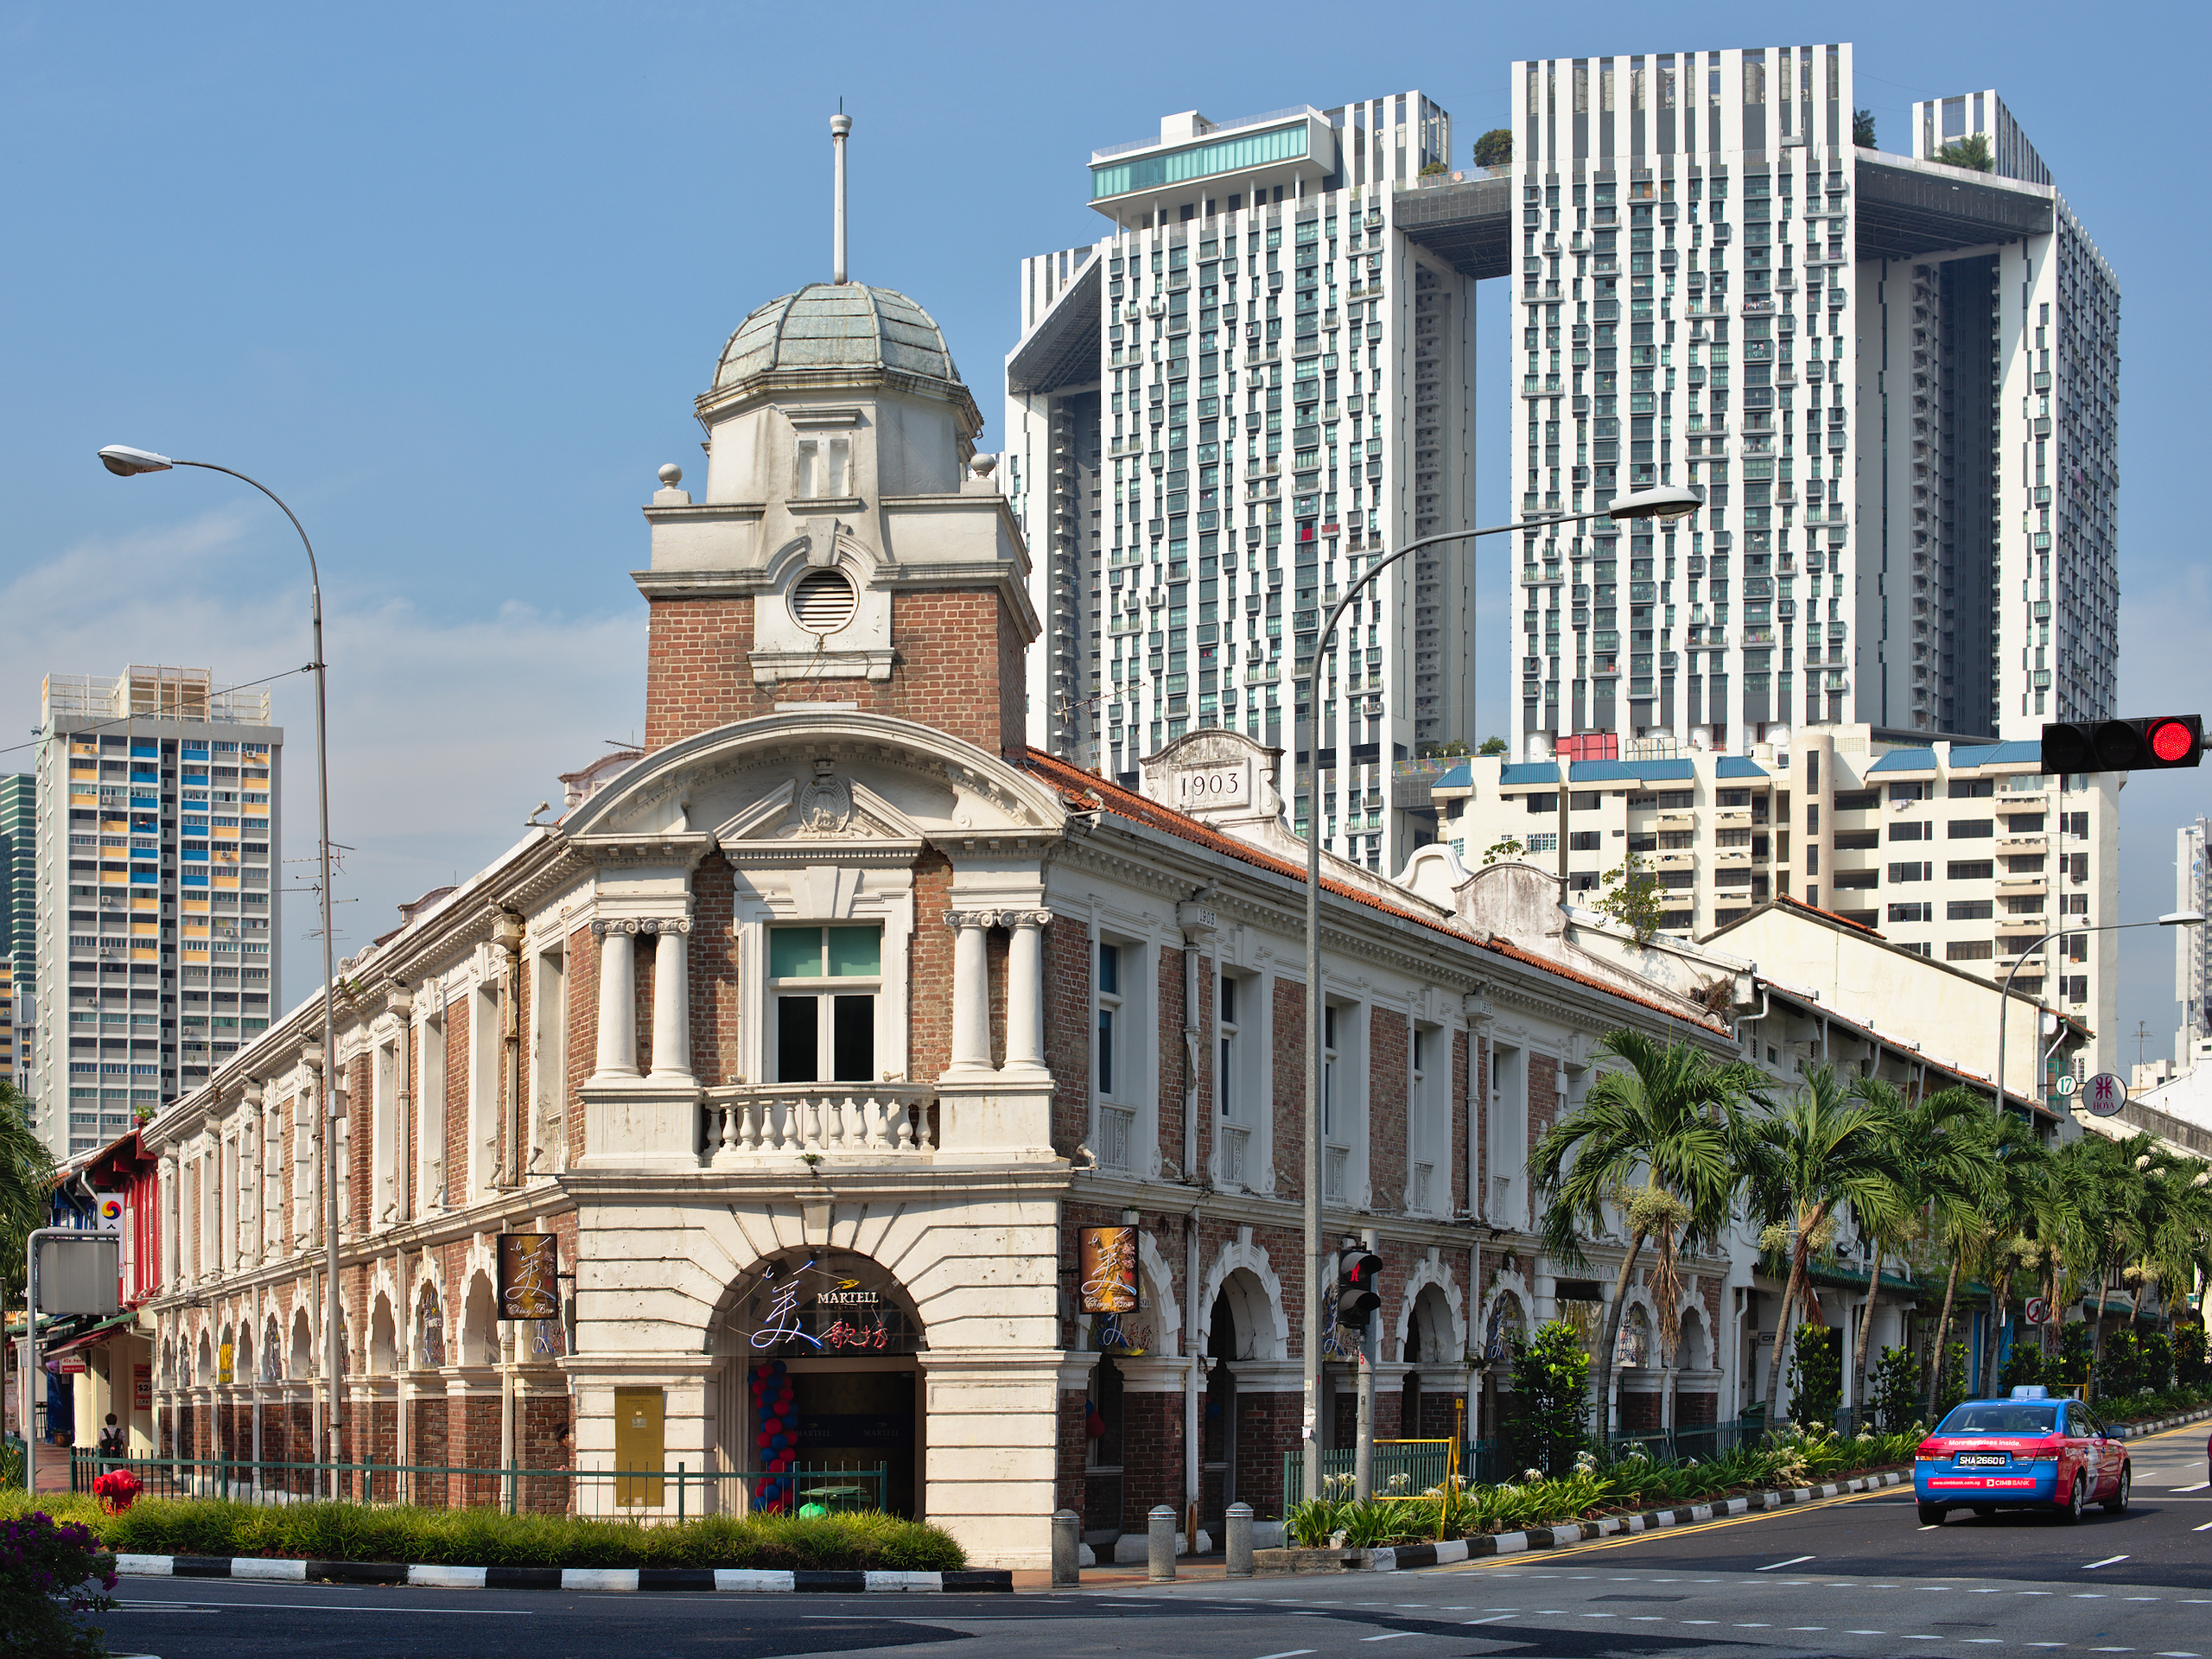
left=1747, top=1065, right=1908, bottom=1428
left=1530, top=1031, right=1767, bottom=1442
left=1847, top=1080, right=1982, bottom=1418
left=1916, top=1110, right=2043, bottom=1420
left=0, top=1078, right=57, bottom=1311
left=1975, top=1127, right=2052, bottom=1393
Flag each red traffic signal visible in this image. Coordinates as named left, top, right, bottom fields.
left=1336, top=1250, right=1384, bottom=1329
left=2040, top=716, right=2203, bottom=775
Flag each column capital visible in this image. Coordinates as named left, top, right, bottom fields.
left=945, top=907, right=1052, bottom=930
left=592, top=915, right=691, bottom=937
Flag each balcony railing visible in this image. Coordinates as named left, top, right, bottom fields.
left=702, top=1084, right=937, bottom=1160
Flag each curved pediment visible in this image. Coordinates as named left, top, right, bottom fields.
left=562, top=709, right=1067, bottom=849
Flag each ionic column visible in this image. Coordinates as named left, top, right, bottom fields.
left=590, top=920, right=639, bottom=1080
left=1005, top=910, right=1048, bottom=1073
left=947, top=911, right=993, bottom=1072
left=649, top=918, right=694, bottom=1082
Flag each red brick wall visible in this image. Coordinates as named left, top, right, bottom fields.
left=1056, top=1389, right=1090, bottom=1522
left=346, top=1050, right=372, bottom=1237
left=1270, top=977, right=1306, bottom=1206
left=567, top=925, right=596, bottom=1164
left=1368, top=1007, right=1408, bottom=1205
left=1451, top=1030, right=1471, bottom=1215
left=1156, top=945, right=1185, bottom=1179
left=1116, top=1389, right=1183, bottom=1532
left=1620, top=1390, right=1662, bottom=1430
left=520, top=1395, right=573, bottom=1514
left=690, top=854, right=739, bottom=1084
left=643, top=591, right=1029, bottom=758
left=277, top=1100, right=296, bottom=1255
left=908, top=851, right=954, bottom=1082
left=1235, top=1391, right=1299, bottom=1520
left=1046, top=918, right=1090, bottom=1158
left=633, top=934, right=656, bottom=1077
left=442, top=995, right=470, bottom=1205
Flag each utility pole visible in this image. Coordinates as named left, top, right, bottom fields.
left=1356, top=1227, right=1377, bottom=1503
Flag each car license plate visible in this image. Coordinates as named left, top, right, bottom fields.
left=1956, top=1452, right=2011, bottom=1467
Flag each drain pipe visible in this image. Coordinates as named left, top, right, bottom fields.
left=1175, top=889, right=1217, bottom=1555
left=1185, top=1205, right=1202, bottom=1554
left=493, top=912, right=525, bottom=1185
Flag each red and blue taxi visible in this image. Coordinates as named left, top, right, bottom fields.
left=1914, top=1386, right=2129, bottom=1524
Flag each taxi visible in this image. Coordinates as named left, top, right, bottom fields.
left=1914, top=1386, right=2130, bottom=1525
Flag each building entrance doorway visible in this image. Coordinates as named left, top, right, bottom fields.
left=717, top=1249, right=926, bottom=1519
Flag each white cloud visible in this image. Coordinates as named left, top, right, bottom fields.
left=0, top=511, right=644, bottom=1008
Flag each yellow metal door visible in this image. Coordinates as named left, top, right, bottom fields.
left=613, top=1388, right=664, bottom=1509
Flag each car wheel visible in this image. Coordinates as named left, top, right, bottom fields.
left=2059, top=1476, right=2085, bottom=1524
left=2102, top=1465, right=2130, bottom=1515
left=1916, top=1501, right=1948, bottom=1526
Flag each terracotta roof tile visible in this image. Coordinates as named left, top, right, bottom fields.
left=1021, top=748, right=1726, bottom=1034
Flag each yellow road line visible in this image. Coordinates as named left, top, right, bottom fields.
left=1441, top=1482, right=1902, bottom=1572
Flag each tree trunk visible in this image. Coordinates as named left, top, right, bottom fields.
left=1761, top=1242, right=1809, bottom=1429
left=2089, top=1251, right=2112, bottom=1395
left=1853, top=1244, right=1885, bottom=1427
left=1592, top=1229, right=1648, bottom=1451
left=1925, top=1256, right=1962, bottom=1426
left=1984, top=1269, right=2012, bottom=1396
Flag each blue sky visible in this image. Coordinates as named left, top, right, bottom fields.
left=2, top=2, right=2204, bottom=1062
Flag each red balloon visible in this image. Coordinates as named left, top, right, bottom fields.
left=755, top=1431, right=771, bottom=1448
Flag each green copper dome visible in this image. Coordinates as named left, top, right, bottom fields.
left=714, top=283, right=959, bottom=390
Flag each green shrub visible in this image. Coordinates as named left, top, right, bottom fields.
left=1787, top=1324, right=1841, bottom=1427
left=1871, top=1345, right=1923, bottom=1434
left=0, top=1494, right=963, bottom=1573
left=2054, top=1324, right=2094, bottom=1389
left=2096, top=1330, right=2140, bottom=1402
left=0, top=1505, right=116, bottom=1659
left=2139, top=1332, right=2175, bottom=1395
left=1930, top=1341, right=1970, bottom=1420
left=2176, top=1321, right=2209, bottom=1390
left=1999, top=1340, right=2044, bottom=1393
left=1505, top=1320, right=1591, bottom=1479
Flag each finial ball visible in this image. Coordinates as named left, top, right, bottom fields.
left=830, top=112, right=852, bottom=137
left=658, top=463, right=683, bottom=487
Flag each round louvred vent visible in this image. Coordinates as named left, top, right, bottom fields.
left=790, top=569, right=858, bottom=634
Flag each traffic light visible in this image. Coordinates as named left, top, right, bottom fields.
left=1336, top=1249, right=1383, bottom=1331
left=2040, top=716, right=2203, bottom=776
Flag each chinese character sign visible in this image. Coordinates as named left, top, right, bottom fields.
left=497, top=1233, right=561, bottom=1321
left=1078, top=1227, right=1141, bottom=1315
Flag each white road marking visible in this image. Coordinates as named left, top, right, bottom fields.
left=1756, top=1556, right=1815, bottom=1571
left=1845, top=1632, right=1887, bottom=1637
left=2196, top=1521, right=2212, bottom=1532
left=2084, top=1556, right=2131, bottom=1570
left=109, top=1601, right=529, bottom=1616
left=1789, top=1627, right=1827, bottom=1632
left=2172, top=1482, right=2209, bottom=1492
left=1358, top=1635, right=1417, bottom=1643
left=1461, top=1615, right=1515, bottom=1626
left=1252, top=1649, right=1314, bottom=1659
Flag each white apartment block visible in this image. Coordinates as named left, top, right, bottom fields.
left=2178, top=817, right=2210, bottom=1066
left=1005, top=92, right=1476, bottom=873
left=29, top=667, right=283, bottom=1158
left=1433, top=723, right=2122, bottom=1076
left=1506, top=46, right=2116, bottom=758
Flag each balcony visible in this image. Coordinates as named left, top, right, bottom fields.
left=1652, top=850, right=1695, bottom=870
left=1997, top=874, right=2048, bottom=896
left=1656, top=810, right=1697, bottom=830
left=1999, top=833, right=2047, bottom=855
left=702, top=1084, right=938, bottom=1163
left=1714, top=807, right=1751, bottom=827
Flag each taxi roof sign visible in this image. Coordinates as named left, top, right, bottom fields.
left=2009, top=1384, right=2049, bottom=1400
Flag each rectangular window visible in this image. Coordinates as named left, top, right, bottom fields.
left=1946, top=940, right=1994, bottom=962
left=1948, top=819, right=1994, bottom=840
left=1947, top=899, right=1994, bottom=921
left=794, top=435, right=852, bottom=499
left=769, top=924, right=880, bottom=1084
left=1948, top=861, right=1994, bottom=880
left=1097, top=943, right=1122, bottom=1099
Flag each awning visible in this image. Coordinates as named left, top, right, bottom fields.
left=41, top=1310, right=141, bottom=1359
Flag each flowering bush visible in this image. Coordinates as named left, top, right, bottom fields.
left=0, top=1508, right=117, bottom=1658
left=91, top=1470, right=141, bottom=1515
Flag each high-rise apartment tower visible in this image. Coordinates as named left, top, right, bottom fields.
left=1506, top=47, right=2116, bottom=759
left=1005, top=93, right=1474, bottom=871
left=28, top=667, right=283, bottom=1159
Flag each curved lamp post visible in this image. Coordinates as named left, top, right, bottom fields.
left=1298, top=482, right=1700, bottom=1502
left=1991, top=908, right=2204, bottom=1117
left=97, top=445, right=342, bottom=1495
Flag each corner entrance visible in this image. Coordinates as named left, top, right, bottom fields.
left=717, top=1250, right=925, bottom=1519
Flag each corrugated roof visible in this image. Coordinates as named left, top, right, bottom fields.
left=1567, top=760, right=1637, bottom=783
left=1951, top=740, right=2044, bottom=770
left=1867, top=747, right=1939, bottom=773
left=1499, top=762, right=1560, bottom=786
left=1716, top=756, right=1770, bottom=779
left=1626, top=759, right=1697, bottom=781
left=1432, top=763, right=1472, bottom=790
left=1020, top=749, right=1726, bottom=1033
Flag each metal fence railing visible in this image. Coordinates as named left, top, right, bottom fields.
left=70, top=1451, right=886, bottom=1520
left=1279, top=1439, right=1459, bottom=1517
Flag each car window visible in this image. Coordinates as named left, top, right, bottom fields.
left=1935, top=1403, right=2061, bottom=1435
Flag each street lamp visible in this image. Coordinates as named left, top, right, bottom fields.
left=96, top=444, right=343, bottom=1495
left=1297, top=483, right=1699, bottom=1502
left=1991, top=909, right=2205, bottom=1117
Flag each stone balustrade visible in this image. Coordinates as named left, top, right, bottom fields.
left=702, top=1083, right=937, bottom=1162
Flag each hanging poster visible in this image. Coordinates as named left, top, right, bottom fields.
left=736, top=1255, right=919, bottom=1357
left=134, top=1363, right=152, bottom=1414
left=497, top=1232, right=561, bottom=1321
left=1077, top=1227, right=1141, bottom=1315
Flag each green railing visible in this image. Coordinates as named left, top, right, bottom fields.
left=71, top=1451, right=885, bottom=1519
left=1279, top=1440, right=1460, bottom=1518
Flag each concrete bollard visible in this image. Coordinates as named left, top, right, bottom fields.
left=1052, top=1509, right=1081, bottom=1586
left=1147, top=1503, right=1178, bottom=1581
left=1225, top=1502, right=1254, bottom=1577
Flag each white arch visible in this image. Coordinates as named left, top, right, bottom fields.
left=1478, top=1271, right=1533, bottom=1363
left=1675, top=1301, right=1713, bottom=1372
left=1136, top=1230, right=1184, bottom=1357
left=1195, top=1228, right=1290, bottom=1361
left=1393, top=1254, right=1466, bottom=1364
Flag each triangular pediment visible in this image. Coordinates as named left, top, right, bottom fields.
left=714, top=772, right=925, bottom=846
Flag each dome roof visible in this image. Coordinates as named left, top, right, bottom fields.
left=714, top=283, right=959, bottom=390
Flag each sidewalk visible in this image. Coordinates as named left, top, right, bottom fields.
left=1011, top=1553, right=1232, bottom=1592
